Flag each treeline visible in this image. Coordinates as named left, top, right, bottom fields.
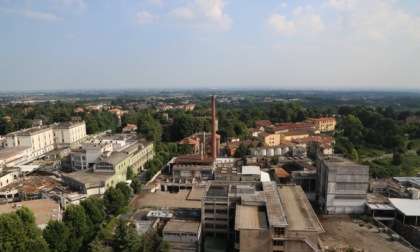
left=0, top=182, right=166, bottom=252
left=0, top=101, right=120, bottom=135
left=336, top=106, right=420, bottom=148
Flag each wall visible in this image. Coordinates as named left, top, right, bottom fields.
left=238, top=229, right=271, bottom=252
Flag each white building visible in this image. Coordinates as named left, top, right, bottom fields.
left=53, top=121, right=87, bottom=148
left=71, top=142, right=113, bottom=170
left=6, top=127, right=55, bottom=159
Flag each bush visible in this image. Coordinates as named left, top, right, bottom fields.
left=417, top=149, right=420, bottom=156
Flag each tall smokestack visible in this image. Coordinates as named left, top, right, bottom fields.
left=211, top=95, right=217, bottom=161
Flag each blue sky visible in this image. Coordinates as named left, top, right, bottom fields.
left=1, top=0, right=420, bottom=91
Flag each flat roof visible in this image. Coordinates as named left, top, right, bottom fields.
left=393, top=177, right=420, bottom=184
left=242, top=166, right=260, bottom=175
left=62, top=169, right=113, bottom=184
left=0, top=199, right=60, bottom=225
left=366, top=203, right=395, bottom=211
left=100, top=152, right=129, bottom=165
left=163, top=221, right=200, bottom=233
left=187, top=186, right=205, bottom=200
left=235, top=205, right=266, bottom=230
left=0, top=147, right=30, bottom=159
left=389, top=198, right=420, bottom=216
left=278, top=185, right=324, bottom=232
left=263, top=182, right=287, bottom=227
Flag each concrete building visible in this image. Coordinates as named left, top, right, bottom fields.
left=201, top=181, right=325, bottom=252
left=62, top=142, right=154, bottom=194
left=0, top=147, right=32, bottom=169
left=5, top=127, right=55, bottom=159
left=316, top=155, right=369, bottom=214
left=53, top=121, right=87, bottom=148
left=162, top=221, right=202, bottom=252
left=71, top=142, right=113, bottom=170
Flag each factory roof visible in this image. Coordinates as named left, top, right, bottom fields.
left=6, top=126, right=53, bottom=136
left=278, top=185, right=324, bottom=232
left=263, top=182, right=287, bottom=227
left=275, top=168, right=290, bottom=178
left=389, top=198, right=420, bottom=216
left=0, top=147, right=30, bottom=160
left=99, top=152, right=129, bottom=165
left=242, top=166, right=260, bottom=175
left=53, top=121, right=85, bottom=129
left=235, top=205, right=267, bottom=230
left=163, top=221, right=201, bottom=234
left=366, top=203, right=395, bottom=211
left=175, top=155, right=214, bottom=164
left=61, top=169, right=113, bottom=185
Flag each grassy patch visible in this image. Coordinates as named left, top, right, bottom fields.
left=357, top=146, right=386, bottom=159
left=368, top=153, right=420, bottom=178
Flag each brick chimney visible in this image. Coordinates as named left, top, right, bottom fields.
left=212, top=95, right=217, bottom=161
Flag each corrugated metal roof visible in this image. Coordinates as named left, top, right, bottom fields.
left=366, top=203, right=395, bottom=211
left=389, top=198, right=420, bottom=216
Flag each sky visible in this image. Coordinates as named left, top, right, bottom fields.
left=0, top=0, right=420, bottom=91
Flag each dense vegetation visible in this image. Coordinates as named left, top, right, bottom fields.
left=1, top=91, right=420, bottom=179
left=0, top=182, right=168, bottom=252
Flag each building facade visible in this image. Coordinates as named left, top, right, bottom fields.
left=316, top=155, right=369, bottom=214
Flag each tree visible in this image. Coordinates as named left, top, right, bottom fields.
left=81, top=197, right=106, bottom=228
left=104, top=186, right=126, bottom=215
left=0, top=213, right=26, bottom=251
left=137, top=114, right=163, bottom=141
left=131, top=180, right=142, bottom=194
left=126, top=166, right=134, bottom=180
left=0, top=208, right=47, bottom=252
left=63, top=204, right=90, bottom=252
left=88, top=236, right=106, bottom=252
left=43, top=220, right=69, bottom=252
left=392, top=153, right=402, bottom=165
left=338, top=115, right=363, bottom=143
left=234, top=143, right=250, bottom=158
left=116, top=182, right=132, bottom=205
left=114, top=219, right=141, bottom=252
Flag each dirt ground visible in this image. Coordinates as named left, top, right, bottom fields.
left=319, top=215, right=413, bottom=252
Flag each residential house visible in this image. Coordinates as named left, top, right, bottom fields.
left=258, top=132, right=281, bottom=147
left=306, top=117, right=336, bottom=132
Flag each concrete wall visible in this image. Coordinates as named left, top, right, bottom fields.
left=391, top=219, right=420, bottom=249
left=238, top=229, right=271, bottom=252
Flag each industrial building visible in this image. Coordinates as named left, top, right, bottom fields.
left=62, top=140, right=154, bottom=194
left=316, top=155, right=369, bottom=214
left=201, top=181, right=324, bottom=252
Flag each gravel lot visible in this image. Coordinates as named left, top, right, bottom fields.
left=319, top=215, right=413, bottom=252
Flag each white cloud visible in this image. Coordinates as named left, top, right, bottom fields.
left=170, top=7, right=195, bottom=19
left=267, top=6, right=324, bottom=35
left=136, top=11, right=159, bottom=24
left=0, top=8, right=61, bottom=21
left=267, top=14, right=294, bottom=34
left=298, top=14, right=324, bottom=34
left=279, top=3, right=287, bottom=9
left=349, top=1, right=420, bottom=42
left=327, top=0, right=356, bottom=10
left=63, top=0, right=86, bottom=12
left=169, top=0, right=232, bottom=31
